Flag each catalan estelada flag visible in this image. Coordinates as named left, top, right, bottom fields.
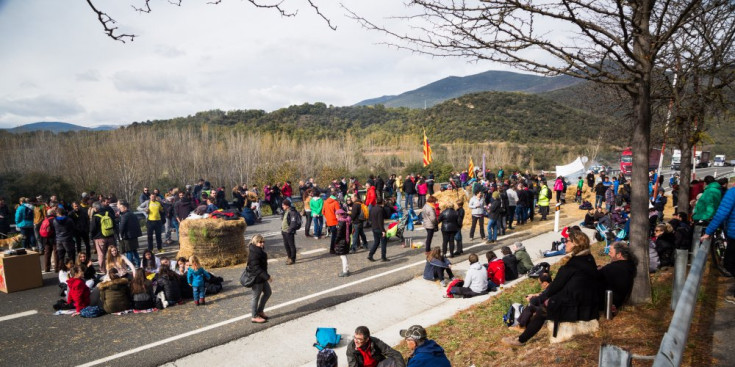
left=422, top=130, right=432, bottom=167
left=468, top=157, right=475, bottom=178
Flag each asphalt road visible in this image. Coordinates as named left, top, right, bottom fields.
left=0, top=206, right=579, bottom=367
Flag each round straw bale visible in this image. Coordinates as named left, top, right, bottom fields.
left=177, top=218, right=247, bottom=268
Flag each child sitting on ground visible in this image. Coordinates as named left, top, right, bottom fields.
left=423, top=247, right=454, bottom=287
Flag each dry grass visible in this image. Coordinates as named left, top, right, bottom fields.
left=177, top=218, right=248, bottom=268
left=393, top=240, right=721, bottom=367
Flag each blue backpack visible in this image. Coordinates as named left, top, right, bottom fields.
left=314, top=327, right=341, bottom=350
left=503, top=303, right=524, bottom=327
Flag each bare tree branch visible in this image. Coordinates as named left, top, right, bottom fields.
left=87, top=0, right=335, bottom=42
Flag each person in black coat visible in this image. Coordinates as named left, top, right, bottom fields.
left=154, top=266, right=182, bottom=307
left=599, top=241, right=636, bottom=311
left=70, top=201, right=91, bottom=259
left=248, top=234, right=272, bottom=323
left=503, top=231, right=602, bottom=346
left=368, top=198, right=388, bottom=262
left=501, top=246, right=519, bottom=281
left=53, top=208, right=76, bottom=264
left=437, top=203, right=459, bottom=258
left=118, top=201, right=142, bottom=267
left=455, top=200, right=465, bottom=255
left=653, top=223, right=676, bottom=268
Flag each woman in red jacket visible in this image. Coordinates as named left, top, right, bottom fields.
left=485, top=251, right=505, bottom=291
left=67, top=265, right=90, bottom=314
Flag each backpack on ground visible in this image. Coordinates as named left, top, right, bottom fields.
left=80, top=305, right=105, bottom=318
left=528, top=262, right=550, bottom=278
left=96, top=212, right=114, bottom=237
left=314, top=327, right=341, bottom=350
left=39, top=217, right=55, bottom=238
left=316, top=348, right=338, bottom=367
left=205, top=275, right=224, bottom=295
left=579, top=201, right=592, bottom=210
left=444, top=278, right=464, bottom=298
left=503, top=303, right=524, bottom=327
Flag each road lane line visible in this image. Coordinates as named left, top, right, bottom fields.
left=76, top=227, right=542, bottom=367
left=0, top=310, right=37, bottom=322
left=300, top=248, right=326, bottom=255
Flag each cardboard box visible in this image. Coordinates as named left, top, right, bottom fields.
left=0, top=251, right=43, bottom=293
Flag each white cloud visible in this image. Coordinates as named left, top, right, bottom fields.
left=0, top=0, right=507, bottom=127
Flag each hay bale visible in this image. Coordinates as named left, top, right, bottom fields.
left=432, top=190, right=473, bottom=228
left=177, top=218, right=248, bottom=268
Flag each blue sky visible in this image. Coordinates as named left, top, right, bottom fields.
left=0, top=0, right=514, bottom=127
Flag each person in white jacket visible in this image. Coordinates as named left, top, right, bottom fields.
left=468, top=192, right=486, bottom=241
left=446, top=253, right=488, bottom=298
left=506, top=186, right=519, bottom=230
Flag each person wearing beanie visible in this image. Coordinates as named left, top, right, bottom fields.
left=399, top=325, right=450, bottom=367
left=513, top=242, right=534, bottom=275
left=281, top=199, right=299, bottom=265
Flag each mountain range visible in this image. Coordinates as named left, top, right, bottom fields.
left=354, top=70, right=582, bottom=108
left=4, top=121, right=118, bottom=133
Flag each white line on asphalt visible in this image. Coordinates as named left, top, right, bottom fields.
left=300, top=248, right=326, bottom=255
left=76, top=228, right=533, bottom=367
left=0, top=310, right=37, bottom=322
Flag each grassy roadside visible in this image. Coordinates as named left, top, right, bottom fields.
left=394, top=241, right=721, bottom=367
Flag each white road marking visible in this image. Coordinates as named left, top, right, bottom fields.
left=0, top=310, right=37, bottom=322
left=76, top=227, right=539, bottom=367
left=300, top=248, right=326, bottom=255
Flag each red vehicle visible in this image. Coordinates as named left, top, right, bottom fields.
left=620, top=147, right=662, bottom=176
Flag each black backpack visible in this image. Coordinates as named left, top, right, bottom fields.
left=290, top=210, right=302, bottom=230
left=528, top=262, right=550, bottom=278
left=24, top=206, right=34, bottom=222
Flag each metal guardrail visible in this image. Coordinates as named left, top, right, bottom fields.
left=599, top=237, right=712, bottom=367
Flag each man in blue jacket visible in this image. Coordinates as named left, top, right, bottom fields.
left=399, top=325, right=450, bottom=367
left=702, top=186, right=735, bottom=304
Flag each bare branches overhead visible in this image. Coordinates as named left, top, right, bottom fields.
left=85, top=0, right=335, bottom=42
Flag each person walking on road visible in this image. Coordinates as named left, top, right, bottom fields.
left=701, top=186, right=735, bottom=304
left=347, top=326, right=405, bottom=367
left=368, top=198, right=389, bottom=262
left=281, top=199, right=300, bottom=265
left=248, top=234, right=271, bottom=323
left=422, top=196, right=439, bottom=253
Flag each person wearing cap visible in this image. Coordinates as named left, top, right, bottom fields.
left=281, top=199, right=300, bottom=265
left=400, top=325, right=450, bottom=367
left=346, top=326, right=405, bottom=367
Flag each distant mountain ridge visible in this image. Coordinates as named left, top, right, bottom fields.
left=355, top=70, right=582, bottom=108
left=6, top=121, right=117, bottom=133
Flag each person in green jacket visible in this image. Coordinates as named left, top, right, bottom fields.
left=538, top=182, right=551, bottom=220
left=692, top=176, right=722, bottom=223
left=310, top=193, right=324, bottom=239
left=513, top=242, right=534, bottom=275
left=576, top=176, right=585, bottom=203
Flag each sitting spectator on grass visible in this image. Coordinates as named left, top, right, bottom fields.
left=502, top=232, right=602, bottom=346
left=400, top=325, right=451, bottom=367
left=501, top=246, right=519, bottom=281
left=510, top=273, right=552, bottom=333
left=513, top=242, right=534, bottom=275
left=423, top=248, right=454, bottom=287
left=484, top=251, right=505, bottom=291
left=346, top=325, right=405, bottom=367
left=446, top=253, right=488, bottom=298
left=598, top=241, right=637, bottom=313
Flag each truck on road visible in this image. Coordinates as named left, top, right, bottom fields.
left=671, top=149, right=681, bottom=170
left=714, top=154, right=726, bottom=167
left=620, top=147, right=662, bottom=176
left=695, top=151, right=711, bottom=168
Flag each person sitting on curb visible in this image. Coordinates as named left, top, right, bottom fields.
left=501, top=232, right=602, bottom=346
left=501, top=246, right=519, bottom=281
left=598, top=241, right=637, bottom=314
left=484, top=251, right=505, bottom=292
left=513, top=242, right=534, bottom=276
left=423, top=247, right=454, bottom=287
left=446, top=253, right=488, bottom=298
left=346, top=325, right=405, bottom=367
left=399, top=325, right=451, bottom=367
